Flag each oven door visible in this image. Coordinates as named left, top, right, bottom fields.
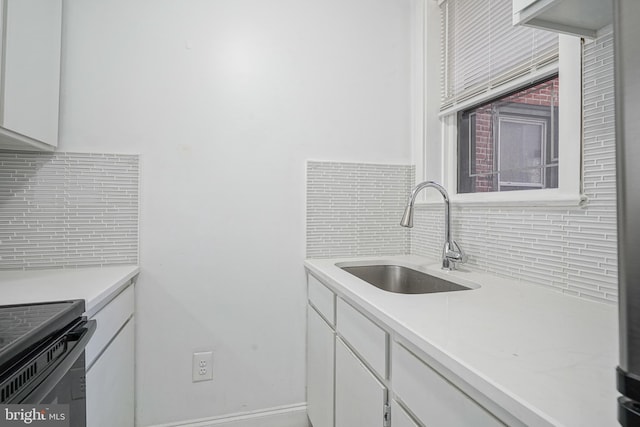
left=18, top=319, right=96, bottom=427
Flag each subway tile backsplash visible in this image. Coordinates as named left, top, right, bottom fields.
left=0, top=152, right=139, bottom=270
left=306, top=161, right=414, bottom=258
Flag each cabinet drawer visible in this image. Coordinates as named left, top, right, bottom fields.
left=86, top=284, right=134, bottom=367
left=308, top=274, right=335, bottom=326
left=336, top=298, right=387, bottom=379
left=392, top=341, right=504, bottom=427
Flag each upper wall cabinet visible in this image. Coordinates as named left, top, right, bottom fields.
left=0, top=0, right=62, bottom=151
left=513, top=0, right=613, bottom=38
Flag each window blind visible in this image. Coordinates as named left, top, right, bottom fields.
left=440, top=0, right=558, bottom=111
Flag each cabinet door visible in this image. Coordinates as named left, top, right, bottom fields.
left=512, top=0, right=537, bottom=14
left=391, top=400, right=419, bottom=427
left=86, top=319, right=135, bottom=427
left=2, top=0, right=62, bottom=147
left=335, top=338, right=386, bottom=427
left=307, top=306, right=335, bottom=427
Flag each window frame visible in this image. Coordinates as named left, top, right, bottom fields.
left=457, top=76, right=561, bottom=193
left=415, top=2, right=584, bottom=207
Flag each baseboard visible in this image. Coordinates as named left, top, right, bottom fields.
left=146, top=403, right=309, bottom=427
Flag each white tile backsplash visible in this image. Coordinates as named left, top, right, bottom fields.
left=306, top=161, right=414, bottom=258
left=411, top=30, right=617, bottom=304
left=0, top=152, right=139, bottom=270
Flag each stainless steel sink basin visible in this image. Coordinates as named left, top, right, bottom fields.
left=339, top=264, right=471, bottom=294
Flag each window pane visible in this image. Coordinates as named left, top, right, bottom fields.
left=499, top=118, right=544, bottom=185
left=457, top=76, right=559, bottom=193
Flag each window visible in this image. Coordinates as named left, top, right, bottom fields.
left=423, top=0, right=582, bottom=203
left=458, top=76, right=559, bottom=193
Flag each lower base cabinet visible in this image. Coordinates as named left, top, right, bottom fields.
left=335, top=338, right=386, bottom=427
left=86, top=320, right=134, bottom=427
left=306, top=271, right=508, bottom=427
left=85, top=283, right=136, bottom=427
left=390, top=400, right=419, bottom=427
left=307, top=306, right=335, bottom=427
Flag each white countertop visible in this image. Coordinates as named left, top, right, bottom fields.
left=0, top=265, right=140, bottom=317
left=305, top=255, right=618, bottom=427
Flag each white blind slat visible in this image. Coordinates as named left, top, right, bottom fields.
left=441, top=0, right=559, bottom=109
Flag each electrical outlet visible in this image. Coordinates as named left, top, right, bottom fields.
left=192, top=351, right=213, bottom=382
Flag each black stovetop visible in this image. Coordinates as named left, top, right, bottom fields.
left=0, top=300, right=85, bottom=370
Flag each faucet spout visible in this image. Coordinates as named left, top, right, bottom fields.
left=400, top=181, right=466, bottom=270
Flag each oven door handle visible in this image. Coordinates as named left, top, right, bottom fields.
left=26, top=319, right=97, bottom=404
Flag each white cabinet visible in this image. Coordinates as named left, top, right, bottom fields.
left=308, top=274, right=335, bottom=326
left=392, top=341, right=504, bottom=427
left=334, top=338, right=386, bottom=427
left=390, top=400, right=419, bottom=427
left=86, top=284, right=135, bottom=427
left=0, top=0, right=62, bottom=151
left=305, top=271, right=508, bottom=427
left=307, top=306, right=334, bottom=427
left=307, top=273, right=390, bottom=427
left=307, top=274, right=336, bottom=427
left=513, top=0, right=612, bottom=38
left=336, top=299, right=386, bottom=379
left=86, top=321, right=134, bottom=427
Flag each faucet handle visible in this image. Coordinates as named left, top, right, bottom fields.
left=445, top=240, right=467, bottom=265
left=453, top=240, right=467, bottom=263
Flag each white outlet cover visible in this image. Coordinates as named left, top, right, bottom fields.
left=192, top=351, right=213, bottom=382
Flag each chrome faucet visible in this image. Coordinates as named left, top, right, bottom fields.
left=400, top=181, right=467, bottom=270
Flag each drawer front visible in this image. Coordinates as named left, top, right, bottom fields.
left=86, top=284, right=134, bottom=367
left=336, top=298, right=387, bottom=379
left=392, top=341, right=504, bottom=427
left=308, top=274, right=335, bottom=326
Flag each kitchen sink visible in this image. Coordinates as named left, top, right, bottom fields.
left=339, top=264, right=471, bottom=294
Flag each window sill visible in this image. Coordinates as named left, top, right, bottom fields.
left=415, top=190, right=587, bottom=208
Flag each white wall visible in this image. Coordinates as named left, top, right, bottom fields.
left=58, top=0, right=415, bottom=425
